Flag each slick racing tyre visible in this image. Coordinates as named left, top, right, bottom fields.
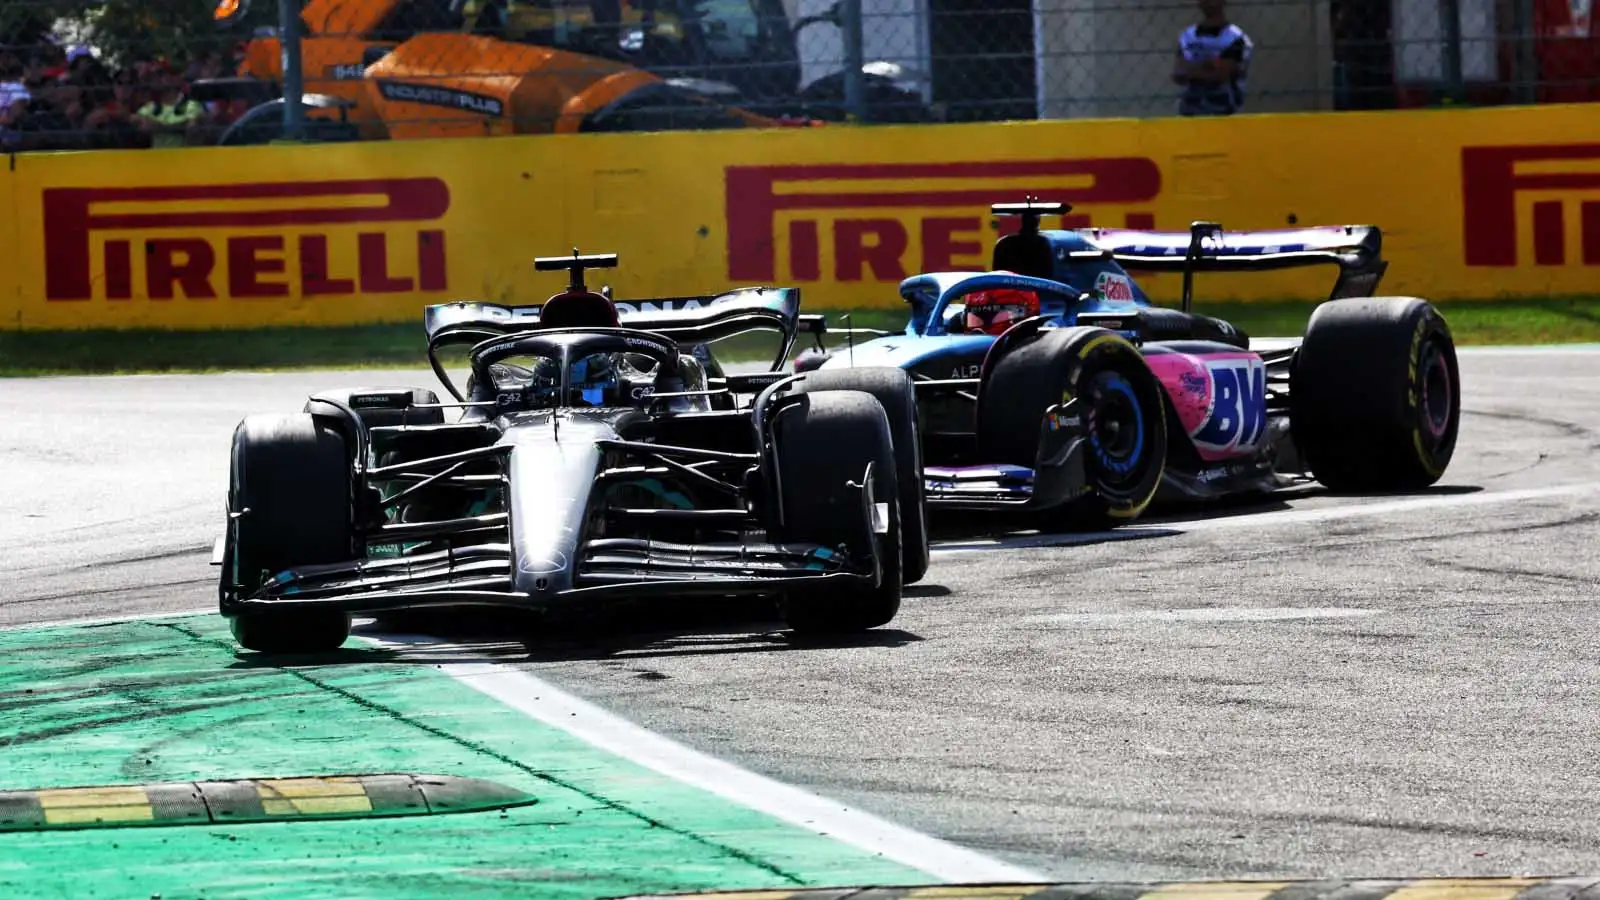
left=793, top=366, right=930, bottom=585
left=224, top=413, right=357, bottom=654
left=1290, top=297, right=1460, bottom=491
left=772, top=391, right=903, bottom=634
left=978, top=326, right=1168, bottom=529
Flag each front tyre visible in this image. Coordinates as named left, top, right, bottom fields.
left=772, top=391, right=903, bottom=634
left=794, top=366, right=929, bottom=585
left=978, top=326, right=1168, bottom=528
left=224, top=413, right=356, bottom=654
left=1291, top=297, right=1460, bottom=491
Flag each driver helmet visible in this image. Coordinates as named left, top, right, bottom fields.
left=528, top=357, right=562, bottom=408
left=963, top=277, right=1040, bottom=336
left=569, top=352, right=620, bottom=407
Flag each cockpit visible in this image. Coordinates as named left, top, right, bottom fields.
left=480, top=349, right=694, bottom=412
left=444, top=251, right=710, bottom=415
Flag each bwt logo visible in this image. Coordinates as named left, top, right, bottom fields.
left=43, top=178, right=451, bottom=302
left=1463, top=143, right=1600, bottom=267
left=725, top=159, right=1162, bottom=283
left=1192, top=357, right=1267, bottom=458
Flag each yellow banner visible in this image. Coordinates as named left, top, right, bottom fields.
left=5, top=102, right=1599, bottom=330
left=7, top=140, right=564, bottom=330
left=1, top=164, right=16, bottom=327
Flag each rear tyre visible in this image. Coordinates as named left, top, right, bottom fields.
left=1291, top=297, right=1460, bottom=491
left=978, top=326, right=1168, bottom=528
left=224, top=413, right=356, bottom=654
left=795, top=366, right=929, bottom=585
left=772, top=391, right=903, bottom=634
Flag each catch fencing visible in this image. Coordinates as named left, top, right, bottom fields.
left=0, top=0, right=1595, bottom=152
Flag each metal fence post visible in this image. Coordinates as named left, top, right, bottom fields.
left=279, top=0, right=306, bottom=139
left=840, top=0, right=866, bottom=120
left=1440, top=0, right=1464, bottom=101
left=1512, top=0, right=1539, bottom=103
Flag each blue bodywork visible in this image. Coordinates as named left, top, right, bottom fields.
left=815, top=221, right=1385, bottom=376
left=903, top=230, right=1152, bottom=335
left=809, top=219, right=1387, bottom=509
left=816, top=229, right=1152, bottom=379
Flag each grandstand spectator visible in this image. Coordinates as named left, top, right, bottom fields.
left=81, top=67, right=153, bottom=149
left=25, top=44, right=63, bottom=86
left=0, top=50, right=29, bottom=130
left=1171, top=0, right=1254, bottom=116
left=1, top=47, right=42, bottom=151
left=10, top=73, right=83, bottom=151
left=185, top=49, right=226, bottom=82
left=132, top=63, right=207, bottom=148
left=0, top=37, right=244, bottom=151
left=63, top=45, right=99, bottom=80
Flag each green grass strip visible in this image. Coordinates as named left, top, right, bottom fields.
left=2, top=298, right=1597, bottom=377
left=0, top=615, right=933, bottom=899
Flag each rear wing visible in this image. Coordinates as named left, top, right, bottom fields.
left=422, top=287, right=811, bottom=390
left=1077, top=222, right=1388, bottom=305
left=424, top=286, right=802, bottom=344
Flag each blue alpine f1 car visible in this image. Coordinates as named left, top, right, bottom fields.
left=789, top=200, right=1462, bottom=528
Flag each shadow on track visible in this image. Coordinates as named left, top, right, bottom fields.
left=226, top=483, right=1485, bottom=667
left=924, top=483, right=1486, bottom=555
left=221, top=588, right=940, bottom=668
left=517, top=625, right=925, bottom=664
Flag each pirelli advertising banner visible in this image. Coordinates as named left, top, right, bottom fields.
left=3, top=101, right=1599, bottom=329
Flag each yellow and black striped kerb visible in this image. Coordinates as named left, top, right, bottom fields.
left=0, top=773, right=534, bottom=832
left=614, top=878, right=1600, bottom=900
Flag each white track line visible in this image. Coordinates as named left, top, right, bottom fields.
left=13, top=480, right=1596, bottom=882
left=0, top=603, right=1044, bottom=880
left=1456, top=343, right=1600, bottom=355
left=0, top=606, right=213, bottom=633
left=12, top=484, right=1598, bottom=629
left=932, top=481, right=1600, bottom=556
left=361, top=631, right=1048, bottom=884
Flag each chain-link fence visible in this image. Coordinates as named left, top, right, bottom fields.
left=1, top=0, right=1594, bottom=151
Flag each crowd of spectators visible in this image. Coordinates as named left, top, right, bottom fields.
left=0, top=41, right=250, bottom=151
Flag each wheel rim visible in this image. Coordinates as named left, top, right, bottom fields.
left=1084, top=369, right=1147, bottom=488
left=1418, top=338, right=1453, bottom=444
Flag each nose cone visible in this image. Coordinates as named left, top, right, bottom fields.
left=517, top=549, right=572, bottom=595
left=502, top=414, right=614, bottom=599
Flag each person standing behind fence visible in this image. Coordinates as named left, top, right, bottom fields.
left=1171, top=0, right=1253, bottom=116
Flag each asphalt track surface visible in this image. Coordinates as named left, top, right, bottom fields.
left=3, top=346, right=1599, bottom=883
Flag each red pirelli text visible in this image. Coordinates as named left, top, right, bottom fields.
left=725, top=159, right=1162, bottom=283
left=1462, top=143, right=1600, bottom=267
left=42, top=178, right=451, bottom=301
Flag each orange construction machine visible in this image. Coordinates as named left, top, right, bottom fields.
left=209, top=0, right=931, bottom=143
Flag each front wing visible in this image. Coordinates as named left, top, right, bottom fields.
left=920, top=398, right=1095, bottom=513
left=224, top=536, right=884, bottom=616
left=221, top=444, right=891, bottom=617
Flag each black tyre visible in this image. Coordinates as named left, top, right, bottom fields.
left=794, top=366, right=929, bottom=585
left=978, top=326, right=1168, bottom=527
left=772, top=391, right=903, bottom=633
left=225, top=413, right=356, bottom=654
left=1290, top=297, right=1460, bottom=491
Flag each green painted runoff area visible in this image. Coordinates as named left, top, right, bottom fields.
left=2, top=297, right=1598, bottom=375
left=0, top=616, right=931, bottom=899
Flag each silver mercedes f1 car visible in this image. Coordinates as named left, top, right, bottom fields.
left=214, top=252, right=927, bottom=654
